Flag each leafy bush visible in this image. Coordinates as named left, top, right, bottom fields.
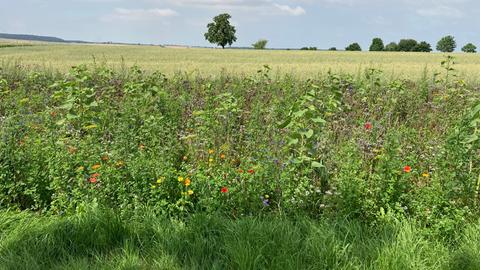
left=345, top=43, right=361, bottom=51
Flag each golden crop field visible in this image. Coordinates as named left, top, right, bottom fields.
left=1, top=43, right=480, bottom=79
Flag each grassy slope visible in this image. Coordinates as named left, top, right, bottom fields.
left=2, top=44, right=480, bottom=78
left=0, top=209, right=479, bottom=270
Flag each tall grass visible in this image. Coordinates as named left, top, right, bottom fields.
left=0, top=208, right=478, bottom=270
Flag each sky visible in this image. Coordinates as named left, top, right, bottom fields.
left=0, top=0, right=479, bottom=49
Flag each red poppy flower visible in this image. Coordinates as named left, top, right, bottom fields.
left=91, top=173, right=100, bottom=178
left=403, top=166, right=412, bottom=173
left=247, top=169, right=255, bottom=174
left=364, top=122, right=373, bottom=130
left=89, top=177, right=98, bottom=184
left=221, top=187, right=228, bottom=193
left=238, top=169, right=244, bottom=174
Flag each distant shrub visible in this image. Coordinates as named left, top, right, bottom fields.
left=300, top=47, right=317, bottom=51
left=328, top=47, right=337, bottom=51
left=345, top=43, right=361, bottom=51
left=462, top=43, right=477, bottom=53
left=252, top=39, right=268, bottom=50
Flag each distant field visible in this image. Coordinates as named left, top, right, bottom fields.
left=1, top=43, right=480, bottom=78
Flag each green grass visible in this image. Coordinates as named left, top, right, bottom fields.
left=0, top=208, right=478, bottom=270
left=2, top=43, right=480, bottom=79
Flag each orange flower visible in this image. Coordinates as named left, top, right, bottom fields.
left=92, top=164, right=101, bottom=170
left=89, top=177, right=98, bottom=184
left=91, top=173, right=100, bottom=178
left=220, top=154, right=226, bottom=159
left=184, top=178, right=191, bottom=187
left=364, top=122, right=373, bottom=130
left=403, top=166, right=412, bottom=173
left=247, top=169, right=255, bottom=174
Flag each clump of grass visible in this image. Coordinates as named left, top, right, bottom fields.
left=0, top=208, right=478, bottom=270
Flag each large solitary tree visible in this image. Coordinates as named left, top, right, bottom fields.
left=436, top=35, right=456, bottom=52
left=204, top=13, right=237, bottom=49
left=369, top=38, right=384, bottom=51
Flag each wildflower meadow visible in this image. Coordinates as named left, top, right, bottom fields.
left=1, top=56, right=480, bottom=269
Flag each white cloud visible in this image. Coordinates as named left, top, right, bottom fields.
left=416, top=5, right=463, bottom=18
left=101, top=8, right=178, bottom=22
left=273, top=4, right=305, bottom=15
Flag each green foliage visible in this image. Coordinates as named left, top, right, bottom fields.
left=413, top=41, right=433, bottom=52
left=345, top=42, right=361, bottom=51
left=328, top=47, right=337, bottom=51
left=462, top=43, right=477, bottom=53
left=2, top=209, right=480, bottom=269
left=1, top=59, right=480, bottom=232
left=385, top=42, right=399, bottom=52
left=252, top=39, right=268, bottom=50
left=204, top=13, right=237, bottom=49
left=398, top=39, right=418, bottom=52
left=369, top=37, right=384, bottom=51
left=300, top=47, right=317, bottom=50
left=437, top=35, right=457, bottom=53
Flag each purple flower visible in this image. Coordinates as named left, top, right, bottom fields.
left=263, top=199, right=270, bottom=206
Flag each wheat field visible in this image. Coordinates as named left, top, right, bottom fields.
left=1, top=43, right=480, bottom=79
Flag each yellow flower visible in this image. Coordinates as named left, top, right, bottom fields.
left=183, top=156, right=188, bottom=161
left=156, top=177, right=165, bottom=184
left=115, top=161, right=125, bottom=167
left=209, top=158, right=214, bottom=163
left=77, top=166, right=85, bottom=172
left=422, top=173, right=430, bottom=178
left=208, top=149, right=215, bottom=154
left=178, top=176, right=184, bottom=182
left=92, top=164, right=101, bottom=170
left=184, top=178, right=191, bottom=187
left=264, top=194, right=270, bottom=199
left=187, top=190, right=194, bottom=196
left=151, top=185, right=157, bottom=189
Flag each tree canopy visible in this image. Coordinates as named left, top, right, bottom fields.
left=346, top=43, right=362, bottom=51
left=369, top=38, right=384, bottom=51
left=462, top=43, right=477, bottom=53
left=204, top=13, right=237, bottom=49
left=436, top=36, right=456, bottom=53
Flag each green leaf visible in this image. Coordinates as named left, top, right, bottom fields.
left=55, top=119, right=66, bottom=126
left=311, top=161, right=324, bottom=168
left=305, top=129, right=314, bottom=139
left=288, top=138, right=299, bottom=145
left=312, top=117, right=326, bottom=124
left=277, top=116, right=292, bottom=129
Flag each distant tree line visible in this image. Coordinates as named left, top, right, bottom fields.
left=203, top=13, right=478, bottom=53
